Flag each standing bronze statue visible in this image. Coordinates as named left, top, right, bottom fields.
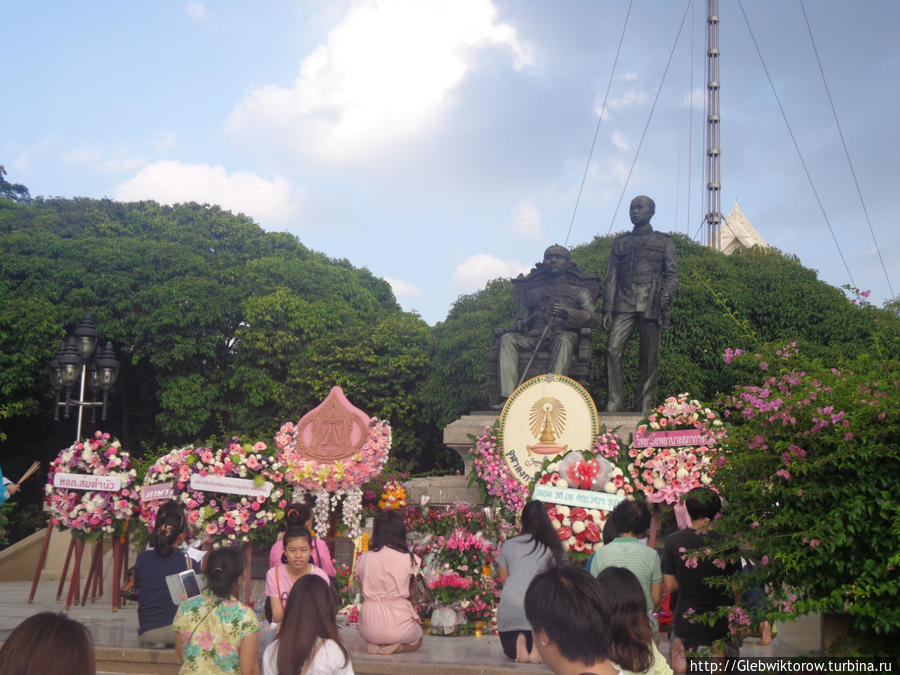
left=602, top=196, right=678, bottom=413
left=493, top=245, right=598, bottom=406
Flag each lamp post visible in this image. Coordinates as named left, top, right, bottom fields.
left=48, top=313, right=121, bottom=442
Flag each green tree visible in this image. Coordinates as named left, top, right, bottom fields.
left=428, top=234, right=900, bottom=420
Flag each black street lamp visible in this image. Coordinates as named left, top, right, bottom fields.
left=48, top=313, right=121, bottom=442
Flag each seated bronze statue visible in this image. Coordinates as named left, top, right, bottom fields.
left=487, top=245, right=599, bottom=408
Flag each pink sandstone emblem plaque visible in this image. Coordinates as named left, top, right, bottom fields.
left=292, top=386, right=371, bottom=462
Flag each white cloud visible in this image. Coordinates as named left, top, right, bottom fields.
left=61, top=145, right=147, bottom=173
left=605, top=89, right=650, bottom=112
left=225, top=0, right=532, bottom=163
left=114, top=160, right=299, bottom=224
left=151, top=132, right=179, bottom=151
left=184, top=3, right=210, bottom=22
left=511, top=199, right=544, bottom=240
left=385, top=277, right=422, bottom=299
left=452, top=253, right=530, bottom=291
left=610, top=130, right=629, bottom=152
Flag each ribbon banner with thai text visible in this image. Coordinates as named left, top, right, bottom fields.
left=53, top=473, right=122, bottom=492
left=189, top=474, right=273, bottom=499
left=140, top=482, right=175, bottom=502
left=631, top=429, right=717, bottom=449
left=532, top=484, right=626, bottom=511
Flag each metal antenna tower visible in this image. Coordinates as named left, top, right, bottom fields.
left=704, top=0, right=722, bottom=249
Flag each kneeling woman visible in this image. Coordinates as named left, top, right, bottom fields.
left=266, top=526, right=330, bottom=624
left=355, top=510, right=423, bottom=654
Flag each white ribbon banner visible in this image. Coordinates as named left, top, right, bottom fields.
left=632, top=429, right=717, bottom=448
left=53, top=473, right=122, bottom=492
left=141, top=482, right=175, bottom=502
left=189, top=474, right=273, bottom=499
left=533, top=484, right=626, bottom=511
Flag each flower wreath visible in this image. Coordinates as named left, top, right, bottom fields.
left=44, top=431, right=137, bottom=540
left=276, top=417, right=391, bottom=540
left=139, top=439, right=288, bottom=545
left=530, top=429, right=635, bottom=559
left=627, top=393, right=725, bottom=505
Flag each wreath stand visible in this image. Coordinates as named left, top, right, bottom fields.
left=28, top=524, right=130, bottom=611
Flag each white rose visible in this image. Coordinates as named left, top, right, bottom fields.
left=557, top=479, right=569, bottom=489
left=676, top=468, right=689, bottom=480
left=701, top=474, right=713, bottom=485
left=617, top=489, right=626, bottom=496
left=567, top=537, right=577, bottom=547
left=572, top=521, right=586, bottom=534
left=589, top=509, right=602, bottom=520
left=551, top=519, right=561, bottom=529
left=562, top=517, right=571, bottom=526
left=557, top=505, right=570, bottom=516
left=653, top=478, right=666, bottom=489
left=603, top=482, right=616, bottom=493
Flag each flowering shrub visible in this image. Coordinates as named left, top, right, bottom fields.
left=276, top=417, right=391, bottom=491
left=711, top=344, right=900, bottom=651
left=44, top=431, right=137, bottom=540
left=627, top=393, right=724, bottom=504
left=467, top=424, right=529, bottom=517
left=138, top=439, right=288, bottom=545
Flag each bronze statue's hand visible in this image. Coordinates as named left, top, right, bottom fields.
left=602, top=313, right=612, bottom=331
left=549, top=302, right=568, bottom=320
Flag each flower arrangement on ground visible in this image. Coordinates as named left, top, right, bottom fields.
left=276, top=417, right=391, bottom=541
left=627, top=393, right=725, bottom=505
left=467, top=423, right=529, bottom=518
left=44, top=431, right=137, bottom=540
left=406, top=502, right=509, bottom=634
left=138, top=438, right=288, bottom=545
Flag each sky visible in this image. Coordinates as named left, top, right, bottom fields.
left=3, top=1, right=898, bottom=324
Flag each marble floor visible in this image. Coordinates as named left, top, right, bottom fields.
left=0, top=580, right=823, bottom=674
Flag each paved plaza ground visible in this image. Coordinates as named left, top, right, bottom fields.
left=0, top=579, right=822, bottom=675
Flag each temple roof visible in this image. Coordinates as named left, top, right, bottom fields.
left=720, top=202, right=769, bottom=255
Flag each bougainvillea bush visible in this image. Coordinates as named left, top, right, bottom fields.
left=712, top=343, right=899, bottom=652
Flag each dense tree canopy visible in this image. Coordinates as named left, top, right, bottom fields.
left=424, top=233, right=900, bottom=425
left=0, top=198, right=452, bottom=495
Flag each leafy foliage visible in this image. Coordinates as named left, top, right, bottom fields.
left=713, top=341, right=900, bottom=653
left=0, top=198, right=449, bottom=486
left=428, top=234, right=900, bottom=419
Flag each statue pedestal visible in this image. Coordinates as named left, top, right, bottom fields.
left=442, top=412, right=498, bottom=477
left=597, top=413, right=644, bottom=442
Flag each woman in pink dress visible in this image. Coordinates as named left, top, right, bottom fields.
left=268, top=503, right=336, bottom=578
left=354, top=510, right=423, bottom=654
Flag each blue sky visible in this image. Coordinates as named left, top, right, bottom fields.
left=3, top=1, right=897, bottom=324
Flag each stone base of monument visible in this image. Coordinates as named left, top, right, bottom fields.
left=416, top=411, right=644, bottom=507
left=405, top=474, right=483, bottom=506
left=597, top=412, right=644, bottom=441
left=442, top=412, right=498, bottom=477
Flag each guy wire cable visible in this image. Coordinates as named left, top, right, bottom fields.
left=737, top=0, right=856, bottom=289
left=799, top=0, right=894, bottom=298
left=606, top=0, right=691, bottom=234
left=563, top=0, right=633, bottom=247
